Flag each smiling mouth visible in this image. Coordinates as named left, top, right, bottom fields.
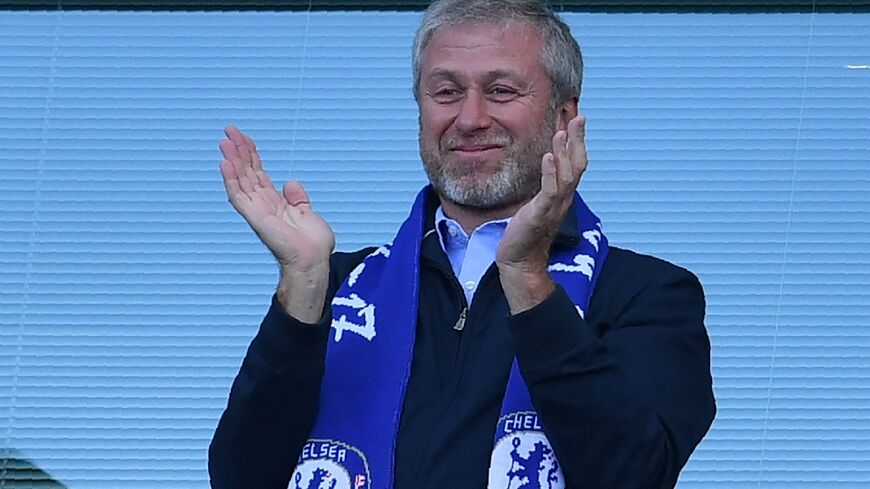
left=451, top=145, right=502, bottom=154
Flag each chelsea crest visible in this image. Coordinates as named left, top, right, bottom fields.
left=290, top=439, right=371, bottom=489
left=488, top=411, right=564, bottom=489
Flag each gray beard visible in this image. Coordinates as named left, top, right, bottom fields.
left=420, top=115, right=556, bottom=211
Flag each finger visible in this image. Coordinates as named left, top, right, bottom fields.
left=225, top=125, right=259, bottom=167
left=219, top=159, right=238, bottom=190
left=222, top=123, right=263, bottom=189
left=247, top=138, right=263, bottom=172
left=243, top=133, right=258, bottom=152
left=237, top=140, right=252, bottom=165
left=552, top=130, right=572, bottom=192
left=244, top=138, right=272, bottom=189
left=224, top=124, right=248, bottom=149
left=283, top=181, right=313, bottom=208
left=567, top=115, right=588, bottom=178
left=233, top=128, right=270, bottom=189
left=249, top=155, right=274, bottom=192
left=227, top=126, right=253, bottom=166
left=236, top=143, right=262, bottom=189
left=219, top=138, right=241, bottom=162
left=220, top=140, right=255, bottom=194
left=540, top=152, right=558, bottom=199
left=219, top=160, right=248, bottom=210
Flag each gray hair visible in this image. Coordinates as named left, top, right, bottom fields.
left=411, top=0, right=583, bottom=108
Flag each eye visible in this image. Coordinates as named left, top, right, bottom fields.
left=429, top=87, right=463, bottom=104
left=488, top=86, right=519, bottom=101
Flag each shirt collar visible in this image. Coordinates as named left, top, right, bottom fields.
left=434, top=206, right=512, bottom=251
left=421, top=188, right=582, bottom=251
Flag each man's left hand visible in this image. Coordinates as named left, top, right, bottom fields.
left=497, top=115, right=588, bottom=314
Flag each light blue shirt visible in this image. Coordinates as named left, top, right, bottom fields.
left=434, top=206, right=511, bottom=305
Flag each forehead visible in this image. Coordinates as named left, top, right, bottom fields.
left=421, top=21, right=545, bottom=80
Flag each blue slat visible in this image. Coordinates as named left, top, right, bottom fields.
left=1, top=9, right=868, bottom=489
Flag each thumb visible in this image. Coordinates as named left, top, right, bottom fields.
left=283, top=181, right=312, bottom=207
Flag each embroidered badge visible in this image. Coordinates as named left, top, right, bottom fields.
left=290, top=439, right=371, bottom=489
left=488, top=411, right=564, bottom=489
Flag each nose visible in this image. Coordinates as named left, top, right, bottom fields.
left=454, top=90, right=491, bottom=134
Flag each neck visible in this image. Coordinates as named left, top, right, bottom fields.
left=438, top=196, right=526, bottom=236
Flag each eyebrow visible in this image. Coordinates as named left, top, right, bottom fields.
left=425, top=68, right=526, bottom=86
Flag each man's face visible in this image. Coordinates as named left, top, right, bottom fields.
left=418, top=21, right=560, bottom=210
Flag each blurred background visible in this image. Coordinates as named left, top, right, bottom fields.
left=1, top=1, right=869, bottom=487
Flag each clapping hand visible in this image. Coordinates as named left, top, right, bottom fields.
left=219, top=125, right=335, bottom=323
left=496, top=115, right=588, bottom=314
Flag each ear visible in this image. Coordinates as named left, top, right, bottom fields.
left=556, top=96, right=579, bottom=131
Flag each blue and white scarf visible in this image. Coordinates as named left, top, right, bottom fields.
left=290, top=186, right=608, bottom=489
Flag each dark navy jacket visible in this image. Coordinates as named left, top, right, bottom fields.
left=209, top=201, right=716, bottom=489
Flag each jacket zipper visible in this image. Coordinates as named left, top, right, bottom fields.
left=424, top=256, right=470, bottom=332
left=453, top=307, right=467, bottom=331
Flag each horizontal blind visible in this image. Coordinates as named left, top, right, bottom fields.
left=3, top=1, right=870, bottom=12
left=1, top=9, right=868, bottom=489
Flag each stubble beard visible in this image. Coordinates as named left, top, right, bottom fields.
left=420, top=112, right=557, bottom=211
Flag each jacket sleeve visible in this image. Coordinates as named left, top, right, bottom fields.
left=509, top=266, right=716, bottom=489
left=208, top=296, right=330, bottom=489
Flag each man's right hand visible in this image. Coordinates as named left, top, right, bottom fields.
left=219, top=124, right=335, bottom=323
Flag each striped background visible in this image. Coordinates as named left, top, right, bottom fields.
left=1, top=7, right=869, bottom=488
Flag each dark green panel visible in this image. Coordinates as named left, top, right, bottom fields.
left=1, top=0, right=869, bottom=12
left=0, top=458, right=66, bottom=489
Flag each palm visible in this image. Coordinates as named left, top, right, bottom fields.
left=497, top=196, right=548, bottom=265
left=496, top=115, right=588, bottom=267
left=219, top=125, right=335, bottom=271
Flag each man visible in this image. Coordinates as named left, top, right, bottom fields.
left=209, top=0, right=715, bottom=488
